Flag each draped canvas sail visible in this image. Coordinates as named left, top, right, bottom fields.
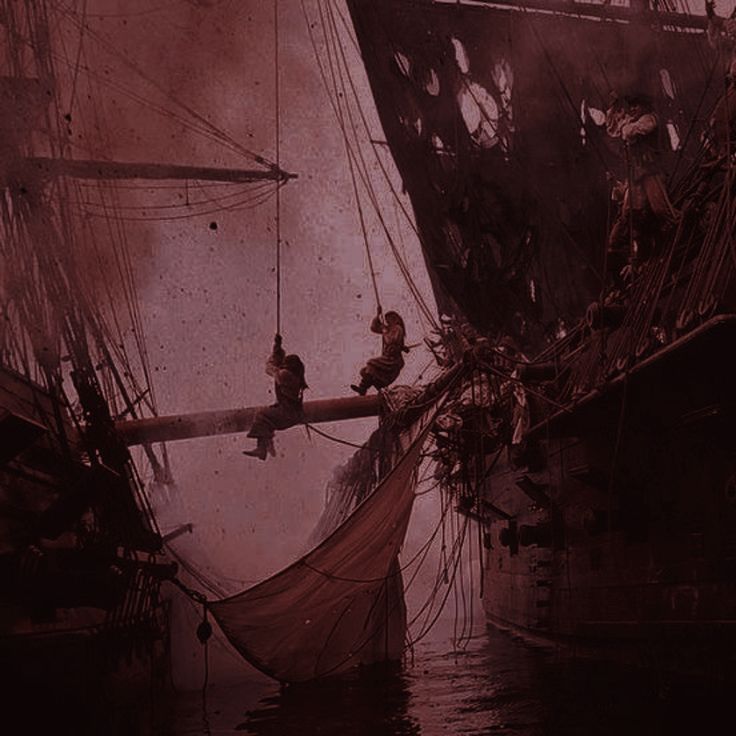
left=209, top=407, right=436, bottom=683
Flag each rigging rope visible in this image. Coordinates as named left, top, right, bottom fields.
left=358, top=177, right=382, bottom=312
left=303, top=422, right=373, bottom=450
left=303, top=0, right=438, bottom=329
left=315, top=0, right=382, bottom=313
left=274, top=0, right=282, bottom=335
left=52, top=0, right=274, bottom=166
left=324, top=0, right=436, bottom=326
left=326, top=2, right=440, bottom=328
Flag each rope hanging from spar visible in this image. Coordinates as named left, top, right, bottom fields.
left=341, top=79, right=382, bottom=313
left=274, top=0, right=282, bottom=335
left=312, top=0, right=382, bottom=313
left=363, top=214, right=382, bottom=314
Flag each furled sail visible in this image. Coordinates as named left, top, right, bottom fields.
left=209, top=404, right=437, bottom=683
left=346, top=0, right=714, bottom=348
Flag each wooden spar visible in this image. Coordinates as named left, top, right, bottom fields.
left=116, top=394, right=381, bottom=446
left=465, top=0, right=707, bottom=30
left=24, top=157, right=297, bottom=183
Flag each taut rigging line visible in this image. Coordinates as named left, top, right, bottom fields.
left=274, top=0, right=283, bottom=336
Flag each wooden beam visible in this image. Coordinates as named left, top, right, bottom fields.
left=461, top=1, right=707, bottom=31
left=24, top=157, right=296, bottom=184
left=116, top=394, right=381, bottom=446
left=162, top=523, right=194, bottom=543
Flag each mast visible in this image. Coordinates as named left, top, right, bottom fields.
left=2, top=0, right=302, bottom=549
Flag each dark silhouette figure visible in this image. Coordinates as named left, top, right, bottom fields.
left=606, top=94, right=678, bottom=279
left=350, top=309, right=408, bottom=395
left=706, top=1, right=736, bottom=156
left=243, top=334, right=307, bottom=460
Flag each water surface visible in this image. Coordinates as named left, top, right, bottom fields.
left=170, top=626, right=729, bottom=735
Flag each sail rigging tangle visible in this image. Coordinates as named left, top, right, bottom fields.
left=302, top=0, right=439, bottom=331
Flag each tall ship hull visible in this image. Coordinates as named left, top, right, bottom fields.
left=0, top=365, right=172, bottom=732
left=0, top=0, right=173, bottom=717
left=481, top=316, right=736, bottom=674
left=346, top=0, right=736, bottom=673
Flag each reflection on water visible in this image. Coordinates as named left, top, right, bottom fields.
left=240, top=663, right=419, bottom=736
left=171, top=626, right=730, bottom=736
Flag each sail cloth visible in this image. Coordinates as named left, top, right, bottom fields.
left=209, top=406, right=436, bottom=683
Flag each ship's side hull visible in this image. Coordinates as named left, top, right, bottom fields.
left=484, top=318, right=736, bottom=674
left=481, top=318, right=736, bottom=677
left=3, top=608, right=171, bottom=734
left=1, top=365, right=172, bottom=731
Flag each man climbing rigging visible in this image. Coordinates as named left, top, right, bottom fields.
left=350, top=308, right=408, bottom=395
left=243, top=334, right=307, bottom=460
left=605, top=94, right=678, bottom=280
left=707, top=0, right=736, bottom=80
left=706, top=0, right=736, bottom=157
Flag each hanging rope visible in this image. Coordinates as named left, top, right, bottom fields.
left=363, top=216, right=382, bottom=314
left=303, top=421, right=371, bottom=450
left=312, top=0, right=381, bottom=313
left=274, top=0, right=282, bottom=335
left=344, top=118, right=381, bottom=312
left=304, top=0, right=439, bottom=328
